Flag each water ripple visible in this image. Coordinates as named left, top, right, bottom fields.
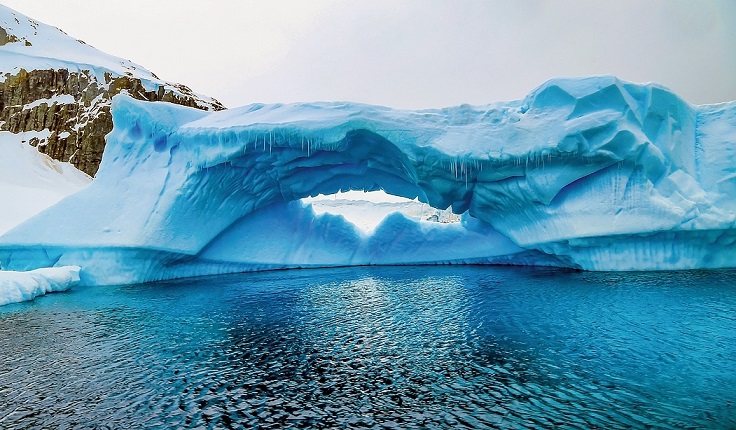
left=1, top=266, right=735, bottom=429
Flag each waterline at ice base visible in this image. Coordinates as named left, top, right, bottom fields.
left=2, top=76, right=735, bottom=286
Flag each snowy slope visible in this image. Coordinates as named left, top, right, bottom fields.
left=0, top=130, right=91, bottom=235
left=1, top=76, right=735, bottom=285
left=0, top=4, right=218, bottom=107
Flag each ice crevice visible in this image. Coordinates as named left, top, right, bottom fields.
left=1, top=76, right=736, bottom=285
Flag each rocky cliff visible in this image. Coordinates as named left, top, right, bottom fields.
left=0, top=69, right=224, bottom=175
left=0, top=5, right=224, bottom=176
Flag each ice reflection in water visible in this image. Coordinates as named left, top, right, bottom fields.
left=1, top=266, right=735, bottom=429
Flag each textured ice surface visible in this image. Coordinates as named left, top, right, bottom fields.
left=0, top=266, right=79, bottom=306
left=1, top=76, right=735, bottom=285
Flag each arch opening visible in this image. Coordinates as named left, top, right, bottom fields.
left=301, top=190, right=461, bottom=233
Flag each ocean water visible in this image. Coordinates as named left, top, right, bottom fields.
left=1, top=266, right=735, bottom=429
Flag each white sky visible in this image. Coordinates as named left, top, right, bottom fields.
left=3, top=0, right=735, bottom=109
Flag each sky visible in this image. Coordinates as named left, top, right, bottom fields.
left=3, top=0, right=735, bottom=109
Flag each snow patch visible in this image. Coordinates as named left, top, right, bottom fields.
left=22, top=93, right=75, bottom=110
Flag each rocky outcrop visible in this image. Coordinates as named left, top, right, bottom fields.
left=0, top=4, right=225, bottom=176
left=0, top=68, right=224, bottom=176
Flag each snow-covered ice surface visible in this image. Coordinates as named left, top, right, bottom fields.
left=0, top=266, right=80, bottom=306
left=1, top=76, right=735, bottom=285
left=0, top=131, right=91, bottom=235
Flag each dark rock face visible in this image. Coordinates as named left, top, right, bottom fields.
left=0, top=68, right=224, bottom=176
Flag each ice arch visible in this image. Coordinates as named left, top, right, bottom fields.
left=1, top=76, right=736, bottom=285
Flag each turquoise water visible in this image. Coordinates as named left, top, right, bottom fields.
left=1, top=266, right=735, bottom=429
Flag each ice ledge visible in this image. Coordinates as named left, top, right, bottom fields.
left=0, top=266, right=80, bottom=306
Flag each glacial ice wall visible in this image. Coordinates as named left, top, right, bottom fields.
left=1, top=76, right=735, bottom=285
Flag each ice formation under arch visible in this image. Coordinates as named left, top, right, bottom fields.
left=1, top=76, right=735, bottom=285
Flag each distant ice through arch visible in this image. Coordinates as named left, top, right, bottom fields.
left=302, top=190, right=460, bottom=232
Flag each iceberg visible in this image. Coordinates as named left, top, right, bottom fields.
left=0, top=266, right=80, bottom=306
left=1, top=76, right=735, bottom=285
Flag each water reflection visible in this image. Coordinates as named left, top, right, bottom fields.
left=0, top=266, right=735, bottom=429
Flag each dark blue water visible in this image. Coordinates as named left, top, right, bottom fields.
left=1, top=266, right=735, bottom=429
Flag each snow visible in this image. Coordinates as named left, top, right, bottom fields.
left=0, top=266, right=80, bottom=306
left=0, top=4, right=157, bottom=86
left=0, top=131, right=91, bottom=235
left=20, top=94, right=75, bottom=110
left=1, top=76, right=735, bottom=285
left=0, top=4, right=221, bottom=110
